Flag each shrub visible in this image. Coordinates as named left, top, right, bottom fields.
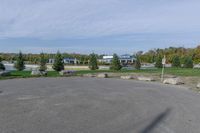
left=183, top=57, right=193, bottom=68
left=135, top=55, right=141, bottom=70
left=110, top=54, right=122, bottom=71
left=14, top=51, right=25, bottom=71
left=155, top=55, right=162, bottom=68
left=52, top=51, right=64, bottom=71
left=89, top=53, right=98, bottom=70
left=0, top=63, right=5, bottom=71
left=39, top=52, right=47, bottom=71
left=0, top=56, right=5, bottom=71
left=172, top=55, right=181, bottom=67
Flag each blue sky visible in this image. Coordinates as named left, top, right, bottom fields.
left=0, top=0, right=200, bottom=54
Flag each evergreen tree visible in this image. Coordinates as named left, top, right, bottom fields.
left=39, top=52, right=47, bottom=71
left=183, top=57, right=193, bottom=68
left=110, top=54, right=122, bottom=71
left=155, top=55, right=162, bottom=68
left=89, top=53, right=98, bottom=70
left=172, top=55, right=181, bottom=67
left=14, top=51, right=25, bottom=71
left=52, top=51, right=64, bottom=71
left=0, top=63, right=5, bottom=71
left=0, top=56, right=5, bottom=71
left=135, top=54, right=141, bottom=70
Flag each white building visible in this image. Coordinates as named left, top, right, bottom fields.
left=63, top=58, right=79, bottom=64
left=99, top=54, right=136, bottom=65
left=48, top=58, right=79, bottom=64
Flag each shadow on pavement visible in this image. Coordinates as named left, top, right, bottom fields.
left=140, top=108, right=172, bottom=133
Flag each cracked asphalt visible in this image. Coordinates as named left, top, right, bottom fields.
left=0, top=77, right=200, bottom=133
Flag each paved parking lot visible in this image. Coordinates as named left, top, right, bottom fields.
left=0, top=77, right=200, bottom=133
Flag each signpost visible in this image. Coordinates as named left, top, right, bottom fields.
left=161, top=55, right=166, bottom=82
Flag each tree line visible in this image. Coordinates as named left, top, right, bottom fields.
left=1, top=46, right=200, bottom=64
left=0, top=51, right=140, bottom=72
left=139, top=45, right=200, bottom=64
left=1, top=45, right=199, bottom=71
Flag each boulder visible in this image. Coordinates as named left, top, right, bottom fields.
left=138, top=76, right=155, bottom=81
left=31, top=70, right=47, bottom=76
left=97, top=73, right=108, bottom=78
left=83, top=74, right=96, bottom=77
left=59, top=70, right=76, bottom=76
left=0, top=71, right=10, bottom=76
left=197, top=83, right=200, bottom=88
left=163, top=78, right=184, bottom=85
left=120, top=76, right=134, bottom=80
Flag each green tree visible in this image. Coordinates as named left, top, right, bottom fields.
left=89, top=53, right=98, bottom=70
left=183, top=57, right=193, bottom=68
left=135, top=54, right=141, bottom=70
left=155, top=55, right=162, bottom=68
left=110, top=54, right=122, bottom=71
left=0, top=63, right=5, bottom=71
left=52, top=51, right=64, bottom=71
left=172, top=55, right=181, bottom=67
left=0, top=56, right=5, bottom=71
left=39, top=52, right=47, bottom=71
left=14, top=51, right=25, bottom=71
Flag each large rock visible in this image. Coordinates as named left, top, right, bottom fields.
left=83, top=74, right=96, bottom=77
left=31, top=70, right=47, bottom=76
left=97, top=73, right=108, bottom=78
left=138, top=76, right=155, bottom=81
left=59, top=70, right=76, bottom=76
left=163, top=78, right=184, bottom=85
left=0, top=71, right=10, bottom=76
left=121, top=76, right=134, bottom=80
left=197, top=83, right=200, bottom=88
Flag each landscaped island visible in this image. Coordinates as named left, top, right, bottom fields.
left=1, top=46, right=200, bottom=89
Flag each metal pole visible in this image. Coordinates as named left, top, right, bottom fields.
left=161, top=64, right=165, bottom=82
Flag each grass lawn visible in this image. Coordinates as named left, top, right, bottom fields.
left=0, top=71, right=60, bottom=80
left=0, top=68, right=199, bottom=80
left=76, top=68, right=200, bottom=77
left=10, top=71, right=60, bottom=77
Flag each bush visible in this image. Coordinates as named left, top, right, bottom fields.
left=52, top=51, right=64, bottom=72
left=183, top=57, right=193, bottom=68
left=0, top=63, right=5, bottom=71
left=155, top=55, right=162, bottom=68
left=14, top=51, right=25, bottom=71
left=39, top=52, right=47, bottom=71
left=89, top=53, right=98, bottom=70
left=0, top=56, right=5, bottom=71
left=135, top=55, right=141, bottom=70
left=110, top=54, right=122, bottom=71
left=172, top=55, right=181, bottom=67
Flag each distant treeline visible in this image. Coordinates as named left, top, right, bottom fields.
left=139, top=45, right=200, bottom=64
left=1, top=45, right=200, bottom=64
left=0, top=52, right=104, bottom=65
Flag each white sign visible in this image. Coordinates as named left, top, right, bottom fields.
left=162, top=57, right=166, bottom=65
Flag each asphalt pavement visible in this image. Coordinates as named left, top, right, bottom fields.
left=0, top=77, right=200, bottom=133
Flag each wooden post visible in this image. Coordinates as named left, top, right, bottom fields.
left=161, top=55, right=166, bottom=82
